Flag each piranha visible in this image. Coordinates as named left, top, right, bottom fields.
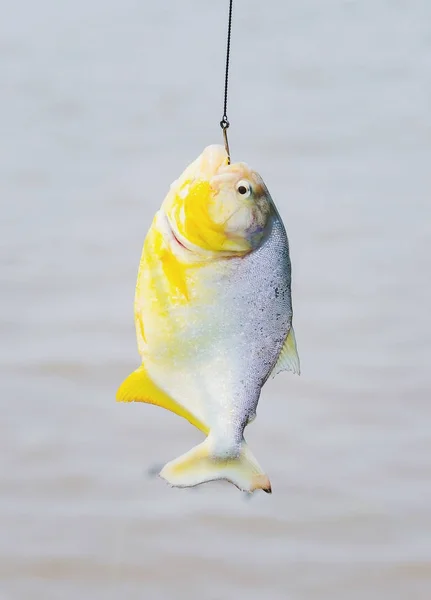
left=117, top=145, right=299, bottom=494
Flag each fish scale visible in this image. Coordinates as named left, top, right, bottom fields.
left=208, top=216, right=293, bottom=433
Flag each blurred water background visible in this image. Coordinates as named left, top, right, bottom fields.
left=1, top=0, right=431, bottom=598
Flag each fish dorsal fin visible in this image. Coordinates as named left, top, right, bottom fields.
left=270, top=326, right=300, bottom=378
left=116, top=365, right=208, bottom=434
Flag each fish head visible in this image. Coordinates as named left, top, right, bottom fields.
left=162, top=145, right=273, bottom=256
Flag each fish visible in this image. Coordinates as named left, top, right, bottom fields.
left=116, top=144, right=300, bottom=494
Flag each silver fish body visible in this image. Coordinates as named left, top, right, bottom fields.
left=117, top=145, right=299, bottom=493
left=202, top=212, right=292, bottom=455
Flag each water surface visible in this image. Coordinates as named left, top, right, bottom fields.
left=1, top=1, right=431, bottom=598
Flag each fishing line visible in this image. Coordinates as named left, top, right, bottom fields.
left=220, top=0, right=233, bottom=164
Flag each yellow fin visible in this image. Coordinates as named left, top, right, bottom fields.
left=270, top=326, right=300, bottom=377
left=159, top=438, right=271, bottom=494
left=116, top=365, right=208, bottom=434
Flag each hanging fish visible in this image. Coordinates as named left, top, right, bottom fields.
left=117, top=145, right=299, bottom=493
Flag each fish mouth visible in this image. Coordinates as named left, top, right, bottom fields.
left=196, top=144, right=229, bottom=180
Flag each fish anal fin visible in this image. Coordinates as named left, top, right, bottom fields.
left=116, top=365, right=208, bottom=433
left=270, top=326, right=300, bottom=378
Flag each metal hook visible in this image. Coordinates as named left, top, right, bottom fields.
left=220, top=117, right=231, bottom=164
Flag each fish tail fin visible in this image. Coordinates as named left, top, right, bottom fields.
left=159, top=437, right=271, bottom=494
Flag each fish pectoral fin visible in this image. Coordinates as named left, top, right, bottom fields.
left=270, top=326, right=300, bottom=378
left=159, top=437, right=271, bottom=494
left=116, top=365, right=208, bottom=433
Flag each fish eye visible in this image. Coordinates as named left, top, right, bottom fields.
left=236, top=180, right=252, bottom=198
